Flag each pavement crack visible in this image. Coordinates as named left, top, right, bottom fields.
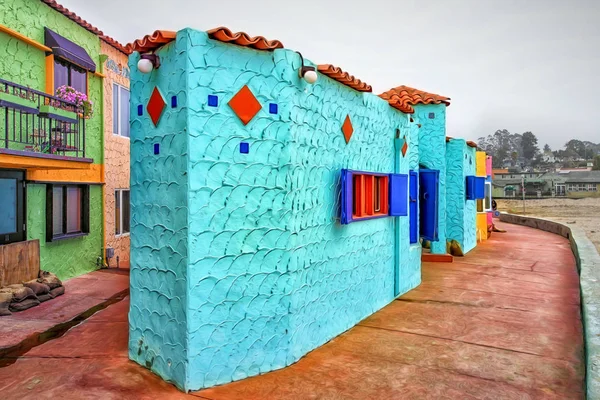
left=357, top=323, right=579, bottom=364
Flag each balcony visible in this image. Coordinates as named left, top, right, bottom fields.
left=0, top=78, right=87, bottom=162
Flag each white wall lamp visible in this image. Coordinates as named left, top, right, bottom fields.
left=137, top=53, right=160, bottom=73
left=296, top=52, right=317, bottom=84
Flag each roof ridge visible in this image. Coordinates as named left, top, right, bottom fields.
left=40, top=0, right=129, bottom=54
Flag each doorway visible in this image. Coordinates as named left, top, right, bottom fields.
left=419, top=169, right=439, bottom=242
left=0, top=169, right=25, bottom=245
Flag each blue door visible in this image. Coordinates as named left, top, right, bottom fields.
left=409, top=171, right=418, bottom=243
left=419, top=169, right=439, bottom=241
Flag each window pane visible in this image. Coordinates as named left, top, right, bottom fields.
left=66, top=186, right=81, bottom=233
left=54, top=62, right=69, bottom=92
left=374, top=177, right=381, bottom=212
left=70, top=67, right=87, bottom=94
left=112, top=84, right=119, bottom=134
left=115, top=190, right=121, bottom=235
left=484, top=183, right=491, bottom=210
left=120, top=87, right=130, bottom=137
left=53, top=187, right=64, bottom=236
left=122, top=190, right=130, bottom=233
left=0, top=179, right=17, bottom=235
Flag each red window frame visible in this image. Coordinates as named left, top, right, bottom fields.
left=352, top=173, right=389, bottom=219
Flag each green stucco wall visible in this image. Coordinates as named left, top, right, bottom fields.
left=0, top=0, right=105, bottom=279
left=0, top=0, right=102, bottom=162
left=26, top=184, right=103, bottom=280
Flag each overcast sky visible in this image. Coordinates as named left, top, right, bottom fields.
left=59, top=0, right=600, bottom=150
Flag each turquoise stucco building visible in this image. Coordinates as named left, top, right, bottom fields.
left=127, top=27, right=453, bottom=391
left=445, top=138, right=478, bottom=254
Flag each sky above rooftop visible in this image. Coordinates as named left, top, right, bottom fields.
left=59, top=0, right=600, bottom=150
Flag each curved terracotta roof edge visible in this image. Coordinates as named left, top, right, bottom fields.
left=317, top=64, right=372, bottom=93
left=207, top=26, right=284, bottom=50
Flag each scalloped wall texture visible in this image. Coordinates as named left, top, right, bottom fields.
left=128, top=33, right=189, bottom=390
left=445, top=139, right=477, bottom=254
left=416, top=104, right=447, bottom=254
left=129, top=28, right=423, bottom=392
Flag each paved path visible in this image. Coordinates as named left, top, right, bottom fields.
left=0, top=223, right=584, bottom=399
left=0, top=269, right=129, bottom=356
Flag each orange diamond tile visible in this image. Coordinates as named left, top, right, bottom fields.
left=228, top=85, right=262, bottom=125
left=342, top=115, right=353, bottom=143
left=147, top=87, right=166, bottom=126
left=401, top=136, right=408, bottom=157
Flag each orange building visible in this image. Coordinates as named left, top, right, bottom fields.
left=100, top=41, right=130, bottom=268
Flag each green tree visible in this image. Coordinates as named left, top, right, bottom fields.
left=521, top=131, right=539, bottom=161
left=543, top=144, right=551, bottom=153
left=593, top=155, right=600, bottom=171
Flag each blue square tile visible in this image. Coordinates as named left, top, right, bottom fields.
left=137, top=105, right=143, bottom=116
left=154, top=143, right=160, bottom=155
left=171, top=96, right=177, bottom=108
left=428, top=112, right=435, bottom=119
left=208, top=95, right=218, bottom=107
left=269, top=103, right=278, bottom=114
left=240, top=142, right=249, bottom=154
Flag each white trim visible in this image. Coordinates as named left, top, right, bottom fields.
left=114, top=189, right=130, bottom=236
left=112, top=83, right=130, bottom=138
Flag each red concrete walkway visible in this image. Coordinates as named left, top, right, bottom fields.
left=0, top=269, right=129, bottom=357
left=0, top=223, right=584, bottom=399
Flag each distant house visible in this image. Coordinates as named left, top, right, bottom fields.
left=565, top=171, right=600, bottom=198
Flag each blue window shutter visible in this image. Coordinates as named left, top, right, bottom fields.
left=389, top=173, right=408, bottom=216
left=419, top=169, right=439, bottom=241
left=409, top=171, right=418, bottom=243
left=340, top=169, right=353, bottom=224
left=466, top=176, right=476, bottom=200
left=475, top=177, right=486, bottom=199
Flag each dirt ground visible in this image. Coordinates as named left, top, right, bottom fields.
left=496, top=197, right=600, bottom=253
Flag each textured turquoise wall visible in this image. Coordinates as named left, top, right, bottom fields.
left=416, top=104, right=447, bottom=254
left=464, top=146, right=477, bottom=252
left=445, top=139, right=476, bottom=254
left=129, top=28, right=421, bottom=392
left=128, top=34, right=189, bottom=389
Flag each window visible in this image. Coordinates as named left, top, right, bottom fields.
left=115, top=189, right=130, bottom=236
left=484, top=182, right=492, bottom=211
left=112, top=84, right=130, bottom=137
left=352, top=173, right=389, bottom=218
left=0, top=170, right=25, bottom=245
left=54, top=59, right=87, bottom=94
left=46, top=185, right=89, bottom=241
left=589, top=184, right=597, bottom=192
left=341, top=170, right=392, bottom=224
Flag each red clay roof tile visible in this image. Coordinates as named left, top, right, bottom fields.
left=207, top=27, right=283, bottom=50
left=317, top=64, right=372, bottom=92
left=126, top=27, right=284, bottom=54
left=40, top=0, right=128, bottom=54
left=125, top=30, right=177, bottom=54
left=466, top=141, right=478, bottom=148
left=379, top=85, right=451, bottom=114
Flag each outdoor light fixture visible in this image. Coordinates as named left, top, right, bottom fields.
left=137, top=53, right=160, bottom=73
left=296, top=52, right=317, bottom=84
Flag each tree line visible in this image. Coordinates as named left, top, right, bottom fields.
left=477, top=129, right=600, bottom=169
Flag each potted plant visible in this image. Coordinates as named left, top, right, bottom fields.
left=53, top=86, right=94, bottom=119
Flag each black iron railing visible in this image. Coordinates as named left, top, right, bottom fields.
left=0, top=78, right=86, bottom=159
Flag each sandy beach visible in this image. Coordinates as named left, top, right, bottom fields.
left=496, top=197, right=600, bottom=253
